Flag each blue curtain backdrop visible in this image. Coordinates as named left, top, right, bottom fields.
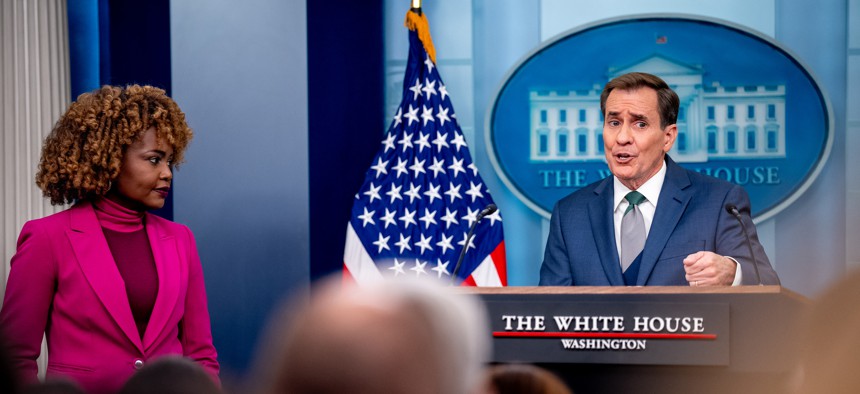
left=308, top=0, right=384, bottom=281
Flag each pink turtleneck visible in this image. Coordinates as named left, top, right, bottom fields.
left=93, top=198, right=158, bottom=339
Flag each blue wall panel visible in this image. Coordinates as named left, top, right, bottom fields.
left=170, top=0, right=310, bottom=382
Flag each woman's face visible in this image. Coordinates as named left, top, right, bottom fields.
left=108, top=127, right=174, bottom=211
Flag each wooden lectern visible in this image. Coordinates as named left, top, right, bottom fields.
left=471, top=286, right=808, bottom=394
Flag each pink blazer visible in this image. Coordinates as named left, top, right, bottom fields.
left=0, top=202, right=219, bottom=394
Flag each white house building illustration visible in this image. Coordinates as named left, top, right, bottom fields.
left=529, top=55, right=786, bottom=162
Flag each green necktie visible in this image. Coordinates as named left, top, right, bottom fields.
left=620, top=191, right=647, bottom=272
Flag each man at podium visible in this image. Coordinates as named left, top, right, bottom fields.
left=539, top=72, right=780, bottom=287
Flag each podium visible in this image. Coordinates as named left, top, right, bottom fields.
left=471, top=286, right=808, bottom=394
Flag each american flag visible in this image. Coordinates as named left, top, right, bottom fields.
left=343, top=11, right=506, bottom=286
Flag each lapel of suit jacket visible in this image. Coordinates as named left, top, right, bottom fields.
left=142, top=215, right=181, bottom=351
left=588, top=177, right=625, bottom=285
left=636, top=157, right=692, bottom=285
left=66, top=202, right=144, bottom=352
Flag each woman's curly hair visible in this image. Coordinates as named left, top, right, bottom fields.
left=36, top=85, right=193, bottom=205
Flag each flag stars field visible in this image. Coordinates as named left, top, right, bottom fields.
left=386, top=183, right=402, bottom=203
left=428, top=157, right=445, bottom=178
left=416, top=132, right=431, bottom=153
left=422, top=79, right=437, bottom=99
left=370, top=158, right=388, bottom=178
left=404, top=105, right=419, bottom=126
left=410, top=259, right=428, bottom=276
left=357, top=208, right=375, bottom=227
left=389, top=258, right=406, bottom=276
left=432, top=131, right=449, bottom=152
left=432, top=259, right=450, bottom=278
left=421, top=105, right=434, bottom=126
left=373, top=233, right=390, bottom=253
left=409, top=79, right=423, bottom=100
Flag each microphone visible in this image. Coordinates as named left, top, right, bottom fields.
left=476, top=204, right=498, bottom=221
left=451, top=204, right=497, bottom=285
left=725, top=204, right=763, bottom=285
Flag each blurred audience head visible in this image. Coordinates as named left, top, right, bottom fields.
left=0, top=335, right=19, bottom=394
left=256, top=276, right=490, bottom=394
left=794, top=269, right=860, bottom=394
left=485, top=364, right=572, bottom=394
left=117, top=356, right=220, bottom=394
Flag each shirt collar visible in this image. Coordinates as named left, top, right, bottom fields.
left=613, top=158, right=667, bottom=212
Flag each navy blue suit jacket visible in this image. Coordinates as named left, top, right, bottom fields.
left=539, top=157, right=780, bottom=286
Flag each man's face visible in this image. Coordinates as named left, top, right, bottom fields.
left=602, top=87, right=676, bottom=190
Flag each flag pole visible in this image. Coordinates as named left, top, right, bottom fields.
left=411, top=0, right=422, bottom=15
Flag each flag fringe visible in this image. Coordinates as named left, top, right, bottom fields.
left=404, top=10, right=437, bottom=64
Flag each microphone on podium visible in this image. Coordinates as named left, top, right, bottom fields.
left=724, top=204, right=763, bottom=285
left=451, top=204, right=497, bottom=285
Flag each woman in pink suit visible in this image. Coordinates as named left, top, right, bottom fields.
left=0, top=85, right=219, bottom=394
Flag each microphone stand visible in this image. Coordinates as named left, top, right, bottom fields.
left=451, top=204, right=496, bottom=285
left=726, top=204, right=763, bottom=285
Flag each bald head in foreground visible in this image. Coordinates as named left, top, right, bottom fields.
left=258, top=277, right=490, bottom=394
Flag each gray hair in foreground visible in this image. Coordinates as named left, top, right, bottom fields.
left=255, top=276, right=491, bottom=394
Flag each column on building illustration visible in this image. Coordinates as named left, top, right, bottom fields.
left=701, top=83, right=785, bottom=159
left=530, top=89, right=604, bottom=162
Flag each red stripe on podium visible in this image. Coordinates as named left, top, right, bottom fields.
left=493, top=332, right=717, bottom=340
